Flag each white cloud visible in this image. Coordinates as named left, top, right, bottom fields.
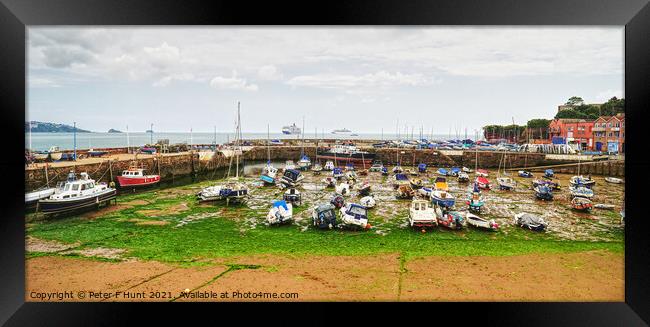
left=257, top=65, right=283, bottom=80
left=287, top=71, right=430, bottom=94
left=594, top=89, right=623, bottom=103
left=210, top=71, right=258, bottom=91
left=29, top=77, right=61, bottom=88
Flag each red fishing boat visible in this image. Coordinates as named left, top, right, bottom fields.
left=475, top=176, right=491, bottom=189
left=116, top=164, right=161, bottom=187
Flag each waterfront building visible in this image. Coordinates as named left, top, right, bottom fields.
left=548, top=118, right=595, bottom=151
left=593, top=113, right=625, bottom=153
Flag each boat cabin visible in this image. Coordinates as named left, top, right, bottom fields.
left=122, top=169, right=145, bottom=177
left=49, top=173, right=100, bottom=200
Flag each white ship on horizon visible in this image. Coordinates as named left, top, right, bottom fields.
left=282, top=123, right=301, bottom=135
left=331, top=128, right=352, bottom=134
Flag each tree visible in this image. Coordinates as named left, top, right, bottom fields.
left=565, top=96, right=585, bottom=106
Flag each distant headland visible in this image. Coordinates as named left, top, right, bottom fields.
left=107, top=128, right=123, bottom=133
left=26, top=121, right=91, bottom=133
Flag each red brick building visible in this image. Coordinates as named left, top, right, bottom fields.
left=548, top=118, right=595, bottom=150
left=593, top=114, right=625, bottom=153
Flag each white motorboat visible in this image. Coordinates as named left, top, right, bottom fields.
left=323, top=160, right=335, bottom=171
left=465, top=212, right=498, bottom=231
left=605, top=177, right=623, bottom=184
left=408, top=199, right=437, bottom=229
left=38, top=172, right=116, bottom=214
left=339, top=203, right=370, bottom=229
left=267, top=200, right=293, bottom=225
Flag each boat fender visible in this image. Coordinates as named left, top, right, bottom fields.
left=109, top=181, right=116, bottom=188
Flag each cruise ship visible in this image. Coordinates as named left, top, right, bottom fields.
left=282, top=123, right=301, bottom=135
left=331, top=128, right=352, bottom=134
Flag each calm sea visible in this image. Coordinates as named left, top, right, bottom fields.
left=25, top=132, right=453, bottom=151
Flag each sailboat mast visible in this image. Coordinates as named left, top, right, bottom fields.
left=301, top=116, right=305, bottom=156
left=235, top=101, right=240, bottom=179
left=267, top=123, right=271, bottom=163
left=126, top=125, right=130, bottom=154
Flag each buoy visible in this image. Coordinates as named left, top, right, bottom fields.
left=366, top=223, right=372, bottom=229
left=421, top=229, right=426, bottom=233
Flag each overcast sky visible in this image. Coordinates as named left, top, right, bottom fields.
left=27, top=27, right=623, bottom=134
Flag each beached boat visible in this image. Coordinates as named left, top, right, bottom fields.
left=544, top=169, right=555, bottom=178
left=280, top=169, right=304, bottom=188
left=197, top=182, right=248, bottom=202
left=605, top=177, right=623, bottom=184
left=345, top=162, right=355, bottom=171
left=462, top=167, right=472, bottom=173
left=345, top=170, right=358, bottom=181
left=267, top=200, right=293, bottom=225
left=434, top=176, right=449, bottom=191
left=437, top=208, right=465, bottom=230
left=330, top=195, right=345, bottom=209
left=324, top=160, right=335, bottom=171
left=393, top=173, right=410, bottom=188
left=534, top=185, right=553, bottom=201
left=476, top=169, right=489, bottom=177
left=358, top=181, right=371, bottom=196
left=116, top=164, right=161, bottom=188
left=496, top=177, right=516, bottom=190
left=32, top=150, right=49, bottom=161
left=570, top=175, right=595, bottom=188
left=339, top=203, right=371, bottom=230
left=297, top=154, right=311, bottom=170
left=467, top=184, right=484, bottom=213
left=332, top=167, right=344, bottom=179
left=594, top=203, right=615, bottom=210
left=47, top=146, right=63, bottom=161
left=312, top=203, right=337, bottom=229
left=369, top=160, right=384, bottom=172
left=409, top=177, right=423, bottom=189
left=465, top=212, right=498, bottom=231
left=571, top=197, right=593, bottom=211
left=283, top=188, right=302, bottom=205
left=323, top=176, right=336, bottom=188
left=418, top=163, right=427, bottom=173
left=396, top=184, right=416, bottom=199
left=431, top=189, right=455, bottom=208
left=408, top=199, right=438, bottom=229
left=336, top=182, right=351, bottom=196
left=393, top=165, right=404, bottom=174
left=457, top=172, right=470, bottom=183
left=514, top=213, right=547, bottom=231
left=518, top=170, right=533, bottom=178
left=449, top=167, right=460, bottom=177
left=359, top=195, right=376, bottom=208
left=475, top=176, right=491, bottom=189
left=569, top=185, right=594, bottom=199
left=38, top=172, right=116, bottom=214
left=310, top=162, right=323, bottom=174
left=26, top=186, right=59, bottom=209
left=381, top=167, right=389, bottom=175
left=437, top=168, right=448, bottom=176
left=532, top=179, right=560, bottom=191
left=417, top=187, right=433, bottom=199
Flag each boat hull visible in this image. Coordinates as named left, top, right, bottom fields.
left=38, top=189, right=117, bottom=214
left=117, top=175, right=161, bottom=187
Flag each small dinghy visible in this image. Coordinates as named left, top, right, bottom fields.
left=283, top=187, right=302, bottom=205
left=457, top=172, right=470, bottom=183
left=431, top=189, right=455, bottom=208
left=569, top=185, right=594, bottom=199
left=297, top=154, right=311, bottom=170
left=260, top=162, right=278, bottom=185
left=330, top=195, right=345, bottom=209
left=462, top=167, right=472, bottom=173
left=514, top=213, right=547, bottom=231
left=280, top=169, right=304, bottom=187
left=570, top=175, right=595, bottom=188
left=518, top=170, right=533, bottom=178
left=534, top=185, right=553, bottom=201
left=475, top=176, right=491, bottom=190
left=476, top=169, right=489, bottom=177
left=533, top=179, right=560, bottom=191
left=396, top=184, right=416, bottom=199
left=465, top=212, right=498, bottom=231
left=360, top=195, right=376, bottom=208
left=544, top=169, right=554, bottom=178
left=198, top=181, right=248, bottom=203
left=496, top=177, right=516, bottom=190
left=369, top=160, right=384, bottom=172
left=594, top=203, right=615, bottom=210
left=393, top=173, right=410, bottom=188
left=323, top=176, right=336, bottom=188
left=437, top=208, right=465, bottom=230
left=267, top=200, right=293, bottom=225
left=605, top=177, right=623, bottom=184
left=434, top=176, right=449, bottom=191
left=437, top=168, right=448, bottom=176
left=409, top=177, right=423, bottom=189
left=26, top=187, right=57, bottom=209
left=418, top=187, right=433, bottom=199
left=408, top=199, right=438, bottom=230
left=312, top=203, right=337, bottom=229
left=449, top=167, right=461, bottom=177
left=339, top=203, right=371, bottom=230
left=336, top=182, right=351, bottom=196
left=417, top=163, right=427, bottom=173
left=311, top=162, right=323, bottom=174
left=571, top=197, right=593, bottom=211
left=332, top=167, right=344, bottom=179
left=324, top=160, right=335, bottom=171
left=358, top=181, right=371, bottom=196
left=392, top=165, right=404, bottom=174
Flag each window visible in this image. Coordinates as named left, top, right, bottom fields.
left=80, top=184, right=86, bottom=190
left=72, top=184, right=79, bottom=191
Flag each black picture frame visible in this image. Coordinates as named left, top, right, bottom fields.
left=1, top=0, right=649, bottom=325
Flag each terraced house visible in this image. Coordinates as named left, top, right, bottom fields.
left=593, top=114, right=625, bottom=153
left=548, top=118, right=595, bottom=150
